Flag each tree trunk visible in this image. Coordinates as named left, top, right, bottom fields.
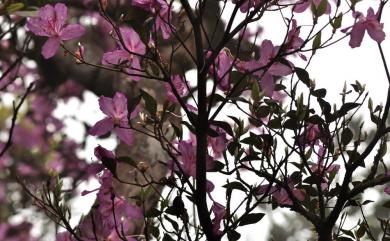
left=317, top=225, right=333, bottom=241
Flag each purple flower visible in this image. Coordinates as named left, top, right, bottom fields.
left=131, top=0, right=173, bottom=39
left=293, top=0, right=331, bottom=15
left=298, top=123, right=322, bottom=148
left=56, top=232, right=75, bottom=241
left=89, top=92, right=138, bottom=146
left=164, top=75, right=189, bottom=103
left=26, top=3, right=85, bottom=59
left=208, top=49, right=233, bottom=91
left=208, top=126, right=229, bottom=158
left=258, top=182, right=305, bottom=206
left=385, top=185, right=390, bottom=195
left=211, top=201, right=226, bottom=235
left=169, top=139, right=214, bottom=178
left=342, top=7, right=385, bottom=48
left=240, top=40, right=292, bottom=97
left=102, top=27, right=146, bottom=81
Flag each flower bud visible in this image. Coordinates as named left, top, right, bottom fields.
left=137, top=161, right=149, bottom=172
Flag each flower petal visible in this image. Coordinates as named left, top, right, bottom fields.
left=113, top=92, right=128, bottom=117
left=38, top=4, right=55, bottom=20
left=114, top=127, right=134, bottom=146
left=260, top=73, right=275, bottom=97
left=99, top=96, right=115, bottom=117
left=26, top=18, right=50, bottom=37
left=54, top=3, right=68, bottom=27
left=101, top=50, right=129, bottom=65
left=349, top=22, right=366, bottom=48
left=89, top=118, right=114, bottom=136
left=60, top=24, right=85, bottom=40
left=366, top=23, right=385, bottom=44
left=42, top=37, right=61, bottom=59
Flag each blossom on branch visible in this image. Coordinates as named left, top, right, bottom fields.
left=342, top=7, right=386, bottom=48
left=26, top=3, right=85, bottom=59
left=102, top=27, right=146, bottom=81
left=208, top=49, right=233, bottom=91
left=131, top=0, right=173, bottom=39
left=165, top=75, right=189, bottom=103
left=240, top=40, right=292, bottom=97
left=89, top=92, right=138, bottom=146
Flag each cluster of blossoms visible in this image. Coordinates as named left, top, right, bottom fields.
left=58, top=146, right=143, bottom=241
left=0, top=0, right=387, bottom=240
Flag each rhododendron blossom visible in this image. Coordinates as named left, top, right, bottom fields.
left=26, top=3, right=85, bottom=59
left=298, top=123, right=327, bottom=148
left=208, top=49, right=233, bottom=91
left=131, top=0, right=173, bottom=39
left=165, top=75, right=189, bottom=103
left=342, top=7, right=386, bottom=48
left=89, top=92, right=138, bottom=146
left=293, top=0, right=331, bottom=15
left=241, top=40, right=292, bottom=97
left=176, top=140, right=214, bottom=177
left=102, top=27, right=146, bottom=81
left=258, top=180, right=305, bottom=206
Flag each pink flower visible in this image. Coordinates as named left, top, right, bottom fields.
left=26, top=3, right=85, bottom=59
left=212, top=201, right=226, bottom=235
left=385, top=185, right=390, bottom=195
left=56, top=232, right=75, bottom=241
left=310, top=146, right=340, bottom=190
left=209, top=49, right=233, bottom=91
left=241, top=40, right=292, bottom=97
left=102, top=27, right=146, bottom=81
left=342, top=8, right=385, bottom=48
left=285, top=19, right=305, bottom=58
left=293, top=0, right=331, bottom=15
left=171, top=139, right=214, bottom=178
left=298, top=123, right=323, bottom=148
left=258, top=179, right=305, bottom=206
left=131, top=0, right=173, bottom=39
left=208, top=126, right=229, bottom=158
left=89, top=92, right=138, bottom=146
left=165, top=75, right=189, bottom=103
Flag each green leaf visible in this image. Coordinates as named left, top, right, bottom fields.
left=238, top=213, right=265, bottom=226
left=356, top=224, right=366, bottom=238
left=251, top=81, right=261, bottom=102
left=312, top=31, right=322, bottom=54
left=99, top=156, right=117, bottom=178
left=295, top=67, right=311, bottom=88
left=312, top=88, right=326, bottom=98
left=333, top=13, right=343, bottom=30
left=227, top=230, right=241, bottom=241
left=146, top=208, right=162, bottom=218
left=210, top=120, right=234, bottom=136
left=164, top=215, right=179, bottom=230
left=6, top=3, right=24, bottom=13
left=268, top=118, right=282, bottom=129
left=141, top=89, right=157, bottom=118
left=335, top=102, right=360, bottom=118
left=316, top=0, right=328, bottom=17
left=341, top=128, right=353, bottom=145
left=162, top=233, right=175, bottom=241
left=128, top=94, right=142, bottom=116
left=223, top=181, right=248, bottom=192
